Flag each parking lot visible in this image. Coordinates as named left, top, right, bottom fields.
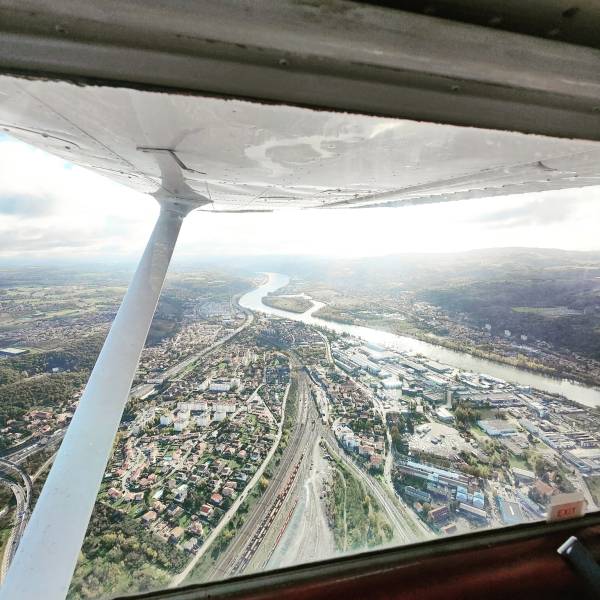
left=409, top=422, right=473, bottom=459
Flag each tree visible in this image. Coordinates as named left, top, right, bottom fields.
left=390, top=425, right=409, bottom=454
left=454, top=404, right=480, bottom=430
left=534, top=456, right=551, bottom=478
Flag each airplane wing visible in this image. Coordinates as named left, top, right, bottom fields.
left=1, top=75, right=599, bottom=213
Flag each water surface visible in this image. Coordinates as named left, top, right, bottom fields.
left=240, top=273, right=600, bottom=408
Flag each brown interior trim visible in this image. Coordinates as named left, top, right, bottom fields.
left=121, top=513, right=600, bottom=599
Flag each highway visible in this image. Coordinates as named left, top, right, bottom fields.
left=0, top=478, right=26, bottom=582
left=0, top=459, right=33, bottom=582
left=1, top=427, right=65, bottom=466
left=0, top=427, right=65, bottom=583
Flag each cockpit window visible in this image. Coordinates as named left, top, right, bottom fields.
left=0, top=79, right=600, bottom=599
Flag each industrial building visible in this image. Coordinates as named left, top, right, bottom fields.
left=478, top=420, right=517, bottom=437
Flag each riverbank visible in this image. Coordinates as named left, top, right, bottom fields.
left=239, top=273, right=600, bottom=408
left=352, top=316, right=600, bottom=389
left=311, top=303, right=600, bottom=389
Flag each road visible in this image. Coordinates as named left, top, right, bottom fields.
left=0, top=460, right=33, bottom=582
left=0, top=477, right=27, bottom=582
left=1, top=428, right=65, bottom=467
left=317, top=330, right=333, bottom=364
left=0, top=298, right=254, bottom=584
left=169, top=377, right=292, bottom=587
left=207, top=365, right=429, bottom=583
left=324, top=346, right=431, bottom=543
left=0, top=428, right=64, bottom=582
left=131, top=309, right=254, bottom=399
left=322, top=428, right=430, bottom=544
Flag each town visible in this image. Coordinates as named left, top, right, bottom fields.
left=2, top=272, right=600, bottom=598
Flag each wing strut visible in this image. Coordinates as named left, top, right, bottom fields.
left=0, top=199, right=193, bottom=600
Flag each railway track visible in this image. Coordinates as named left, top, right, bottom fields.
left=209, top=363, right=428, bottom=581
left=231, top=456, right=304, bottom=574
left=210, top=370, right=315, bottom=579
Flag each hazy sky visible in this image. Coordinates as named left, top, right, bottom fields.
left=2, top=134, right=600, bottom=262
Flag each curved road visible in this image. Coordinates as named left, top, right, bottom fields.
left=0, top=460, right=33, bottom=582
left=318, top=319, right=430, bottom=543
left=169, top=366, right=292, bottom=588
left=171, top=290, right=430, bottom=587
left=322, top=430, right=430, bottom=544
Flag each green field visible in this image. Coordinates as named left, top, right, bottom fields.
left=511, top=306, right=583, bottom=317
left=326, top=454, right=393, bottom=552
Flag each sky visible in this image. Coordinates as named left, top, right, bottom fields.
left=2, top=134, right=600, bottom=264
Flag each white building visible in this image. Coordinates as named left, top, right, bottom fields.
left=194, top=412, right=211, bottom=427
left=178, top=400, right=208, bottom=412
left=213, top=410, right=226, bottom=422
left=436, top=406, right=454, bottom=423
left=210, top=378, right=239, bottom=393
left=382, top=378, right=402, bottom=389
left=174, top=417, right=188, bottom=432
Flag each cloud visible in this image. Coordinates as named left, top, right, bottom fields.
left=0, top=194, right=58, bottom=217
left=2, top=133, right=600, bottom=262
left=0, top=135, right=157, bottom=259
left=466, top=188, right=599, bottom=229
left=0, top=221, right=92, bottom=252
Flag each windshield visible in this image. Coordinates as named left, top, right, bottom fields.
left=1, top=83, right=600, bottom=599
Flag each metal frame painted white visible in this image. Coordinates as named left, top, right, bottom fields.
left=0, top=200, right=194, bottom=600
left=0, top=0, right=600, bottom=140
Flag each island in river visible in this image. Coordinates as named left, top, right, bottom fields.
left=262, top=295, right=313, bottom=314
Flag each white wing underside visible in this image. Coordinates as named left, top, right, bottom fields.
left=1, top=74, right=600, bottom=212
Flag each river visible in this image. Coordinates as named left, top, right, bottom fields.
left=239, top=272, right=600, bottom=409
